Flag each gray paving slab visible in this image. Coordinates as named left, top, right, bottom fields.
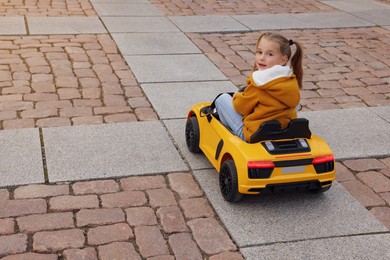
left=102, top=17, right=180, bottom=33
left=0, top=17, right=26, bottom=35
left=92, top=3, right=162, bottom=16
left=163, top=119, right=212, bottom=171
left=0, top=128, right=44, bottom=187
left=233, top=14, right=306, bottom=31
left=42, top=122, right=188, bottom=183
left=27, top=17, right=107, bottom=35
left=169, top=15, right=250, bottom=33
left=292, top=12, right=374, bottom=28
left=320, top=0, right=389, bottom=12
left=241, top=233, right=390, bottom=260
left=112, top=33, right=201, bottom=55
left=193, top=169, right=388, bottom=247
left=141, top=81, right=237, bottom=119
left=369, top=106, right=390, bottom=123
left=299, top=108, right=390, bottom=160
left=351, top=9, right=390, bottom=26
left=233, top=13, right=374, bottom=30
left=124, top=54, right=227, bottom=83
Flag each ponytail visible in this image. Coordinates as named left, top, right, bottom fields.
left=290, top=41, right=303, bottom=89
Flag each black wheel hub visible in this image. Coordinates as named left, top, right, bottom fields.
left=220, top=168, right=232, bottom=197
left=185, top=124, right=193, bottom=148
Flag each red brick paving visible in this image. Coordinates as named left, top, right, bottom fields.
left=150, top=0, right=336, bottom=16
left=0, top=34, right=158, bottom=130
left=0, top=0, right=96, bottom=16
left=169, top=233, right=202, bottom=259
left=0, top=173, right=243, bottom=259
left=187, top=27, right=390, bottom=111
left=187, top=218, right=237, bottom=255
left=377, top=0, right=390, bottom=5
left=336, top=157, right=390, bottom=229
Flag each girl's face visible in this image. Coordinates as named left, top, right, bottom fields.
left=255, top=38, right=288, bottom=71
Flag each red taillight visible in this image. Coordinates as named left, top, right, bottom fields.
left=248, top=161, right=275, bottom=169
left=313, top=155, right=334, bottom=164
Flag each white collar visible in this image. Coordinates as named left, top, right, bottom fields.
left=252, top=65, right=293, bottom=86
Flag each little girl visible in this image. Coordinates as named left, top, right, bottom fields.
left=215, top=32, right=303, bottom=142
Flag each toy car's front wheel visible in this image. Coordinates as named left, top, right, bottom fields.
left=219, top=160, right=243, bottom=202
left=185, top=116, right=201, bottom=153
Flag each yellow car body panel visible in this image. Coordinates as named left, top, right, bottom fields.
left=187, top=102, right=335, bottom=195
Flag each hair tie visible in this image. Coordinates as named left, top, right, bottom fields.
left=288, top=39, right=294, bottom=46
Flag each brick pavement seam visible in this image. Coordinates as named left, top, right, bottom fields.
left=38, top=128, right=49, bottom=183
left=238, top=231, right=390, bottom=249
left=23, top=16, right=29, bottom=35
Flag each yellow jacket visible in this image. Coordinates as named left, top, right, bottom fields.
left=233, top=65, right=300, bottom=141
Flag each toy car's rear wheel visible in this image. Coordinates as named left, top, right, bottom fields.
left=219, top=160, right=243, bottom=202
left=312, top=184, right=332, bottom=193
left=185, top=116, right=201, bottom=153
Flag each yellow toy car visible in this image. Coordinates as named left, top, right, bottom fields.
left=185, top=100, right=335, bottom=202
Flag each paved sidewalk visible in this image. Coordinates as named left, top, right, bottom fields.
left=0, top=34, right=157, bottom=130
left=188, top=27, right=390, bottom=111
left=150, top=0, right=337, bottom=16
left=1, top=0, right=390, bottom=259
left=337, top=158, right=390, bottom=229
left=0, top=174, right=242, bottom=259
left=0, top=0, right=96, bottom=16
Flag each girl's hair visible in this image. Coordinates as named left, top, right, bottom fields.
left=253, top=32, right=304, bottom=89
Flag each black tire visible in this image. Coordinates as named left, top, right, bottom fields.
left=219, top=160, right=243, bottom=202
left=311, top=184, right=331, bottom=194
left=185, top=116, right=201, bottom=153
